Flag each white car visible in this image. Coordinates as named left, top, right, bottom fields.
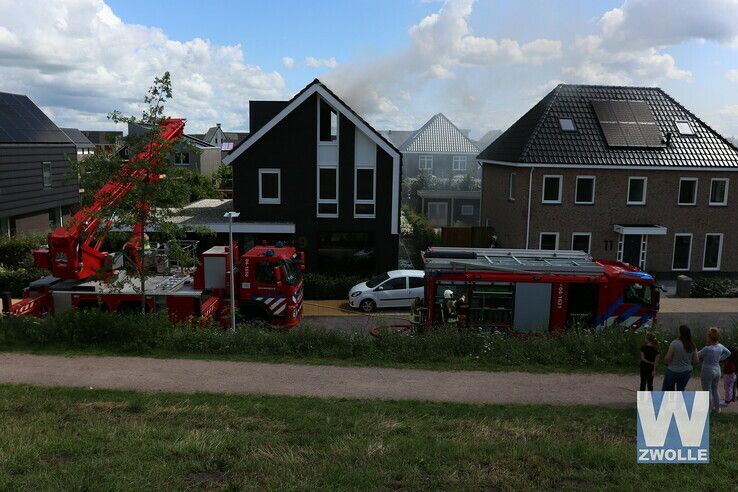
left=348, top=269, right=425, bottom=312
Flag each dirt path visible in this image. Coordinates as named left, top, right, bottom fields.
left=0, top=353, right=734, bottom=410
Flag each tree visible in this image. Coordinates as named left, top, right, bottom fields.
left=71, top=73, right=200, bottom=313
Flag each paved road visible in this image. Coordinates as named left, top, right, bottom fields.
left=0, top=353, right=735, bottom=411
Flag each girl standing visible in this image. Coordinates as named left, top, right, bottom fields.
left=639, top=333, right=659, bottom=391
left=662, top=325, right=699, bottom=391
left=697, top=327, right=731, bottom=413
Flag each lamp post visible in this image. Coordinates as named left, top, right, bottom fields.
left=223, top=211, right=240, bottom=332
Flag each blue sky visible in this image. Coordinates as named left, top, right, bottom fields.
left=2, top=0, right=738, bottom=138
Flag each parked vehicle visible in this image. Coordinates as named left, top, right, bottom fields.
left=420, top=247, right=659, bottom=332
left=348, top=270, right=425, bottom=312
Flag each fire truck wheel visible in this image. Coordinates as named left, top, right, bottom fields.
left=359, top=299, right=376, bottom=313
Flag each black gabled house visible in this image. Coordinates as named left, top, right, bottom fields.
left=0, top=92, right=79, bottom=236
left=223, top=79, right=402, bottom=275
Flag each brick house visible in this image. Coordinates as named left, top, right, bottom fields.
left=478, top=84, right=738, bottom=276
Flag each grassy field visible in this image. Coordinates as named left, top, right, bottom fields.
left=0, top=385, right=735, bottom=490
left=3, top=310, right=721, bottom=374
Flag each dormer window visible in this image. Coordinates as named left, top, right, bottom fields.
left=676, top=120, right=695, bottom=136
left=559, top=117, right=576, bottom=132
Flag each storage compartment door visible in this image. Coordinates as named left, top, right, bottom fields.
left=513, top=283, right=551, bottom=333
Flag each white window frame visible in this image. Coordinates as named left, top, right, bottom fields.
left=460, top=204, right=474, bottom=216
left=508, top=172, right=516, bottom=201
left=317, top=165, right=339, bottom=218
left=539, top=232, right=559, bottom=250
left=354, top=163, right=376, bottom=219
left=574, top=176, right=596, bottom=205
left=258, top=168, right=281, bottom=204
left=702, top=233, right=723, bottom=271
left=671, top=233, right=693, bottom=272
left=571, top=232, right=592, bottom=254
left=419, top=155, right=433, bottom=171
left=627, top=177, right=647, bottom=205
left=677, top=177, right=698, bottom=206
left=709, top=178, right=729, bottom=206
left=541, top=175, right=563, bottom=204
left=452, top=156, right=467, bottom=172
left=42, top=161, right=52, bottom=189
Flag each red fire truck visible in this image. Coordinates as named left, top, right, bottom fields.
left=2, top=118, right=304, bottom=329
left=422, top=247, right=659, bottom=332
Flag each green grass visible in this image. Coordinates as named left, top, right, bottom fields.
left=2, top=311, right=735, bottom=374
left=0, top=385, right=734, bottom=490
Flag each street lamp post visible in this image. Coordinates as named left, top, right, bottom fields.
left=223, top=211, right=240, bottom=332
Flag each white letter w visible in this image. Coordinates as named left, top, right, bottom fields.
left=637, top=391, right=709, bottom=447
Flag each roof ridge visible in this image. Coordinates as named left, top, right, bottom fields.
left=400, top=112, right=479, bottom=152
left=519, top=85, right=562, bottom=161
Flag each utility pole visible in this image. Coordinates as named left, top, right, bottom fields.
left=223, top=211, right=240, bottom=332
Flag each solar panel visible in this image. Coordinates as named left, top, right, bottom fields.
left=591, top=99, right=664, bottom=149
left=0, top=92, right=69, bottom=144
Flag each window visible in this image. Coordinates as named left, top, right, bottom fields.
left=174, top=152, right=190, bottom=165
left=508, top=172, right=516, bottom=201
left=678, top=178, right=698, bottom=206
left=672, top=234, right=692, bottom=271
left=624, top=284, right=652, bottom=306
left=709, top=178, right=729, bottom=206
left=452, top=156, right=467, bottom=171
left=460, top=204, right=474, bottom=216
left=627, top=177, right=647, bottom=205
left=571, top=233, right=591, bottom=253
left=419, top=155, right=433, bottom=171
left=319, top=99, right=338, bottom=142
left=539, top=232, right=559, bottom=250
left=409, top=277, right=424, bottom=289
left=703, top=234, right=723, bottom=271
left=574, top=176, right=595, bottom=204
left=542, top=175, right=562, bottom=204
left=255, top=262, right=276, bottom=284
left=42, top=162, right=52, bottom=189
left=379, top=277, right=406, bottom=291
left=258, top=168, right=280, bottom=204
left=675, top=120, right=695, bottom=136
left=427, top=202, right=448, bottom=227
left=559, top=118, right=576, bottom=132
left=354, top=167, right=375, bottom=217
left=317, top=166, right=338, bottom=216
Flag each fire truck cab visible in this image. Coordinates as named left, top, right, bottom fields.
left=422, top=247, right=659, bottom=333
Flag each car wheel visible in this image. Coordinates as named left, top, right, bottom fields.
left=359, top=298, right=376, bottom=313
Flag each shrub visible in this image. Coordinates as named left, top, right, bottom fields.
left=690, top=277, right=738, bottom=298
left=303, top=273, right=363, bottom=300
left=0, top=266, right=45, bottom=297
left=0, top=234, right=46, bottom=268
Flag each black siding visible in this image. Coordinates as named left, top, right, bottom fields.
left=0, top=144, right=79, bottom=217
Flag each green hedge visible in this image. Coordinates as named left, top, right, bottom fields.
left=0, top=267, right=46, bottom=297
left=303, top=273, right=363, bottom=300
left=0, top=234, right=46, bottom=268
left=3, top=311, right=730, bottom=372
left=690, top=277, right=738, bottom=298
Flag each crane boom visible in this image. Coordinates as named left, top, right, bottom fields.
left=33, top=118, right=186, bottom=280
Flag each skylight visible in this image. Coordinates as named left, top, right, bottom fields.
left=676, top=120, right=695, bottom=136
left=559, top=118, right=576, bottom=132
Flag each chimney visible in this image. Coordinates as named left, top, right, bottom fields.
left=216, top=123, right=221, bottom=128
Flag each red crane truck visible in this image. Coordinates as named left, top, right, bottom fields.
left=422, top=247, right=659, bottom=333
left=2, top=118, right=304, bottom=329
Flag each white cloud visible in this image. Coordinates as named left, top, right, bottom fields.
left=0, top=0, right=286, bottom=132
left=305, top=56, right=337, bottom=68
left=281, top=56, right=295, bottom=69
left=323, top=0, right=561, bottom=125
left=726, top=68, right=738, bottom=81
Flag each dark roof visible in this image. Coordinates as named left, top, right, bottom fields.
left=228, top=79, right=400, bottom=161
left=478, top=84, right=738, bottom=168
left=0, top=92, right=71, bottom=144
left=400, top=113, right=479, bottom=154
left=380, top=130, right=415, bottom=149
left=60, top=127, right=95, bottom=147
left=81, top=130, right=123, bottom=145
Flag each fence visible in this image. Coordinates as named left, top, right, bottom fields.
left=440, top=226, right=497, bottom=247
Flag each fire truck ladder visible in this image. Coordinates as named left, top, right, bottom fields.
left=424, top=248, right=605, bottom=275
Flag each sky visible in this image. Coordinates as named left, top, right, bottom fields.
left=2, top=0, right=738, bottom=139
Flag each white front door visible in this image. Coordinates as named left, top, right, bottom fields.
left=373, top=276, right=409, bottom=308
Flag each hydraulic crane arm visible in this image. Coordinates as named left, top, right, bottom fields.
left=34, top=118, right=186, bottom=281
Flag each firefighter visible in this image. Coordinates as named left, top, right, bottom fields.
left=442, top=289, right=457, bottom=325
left=455, top=294, right=469, bottom=328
